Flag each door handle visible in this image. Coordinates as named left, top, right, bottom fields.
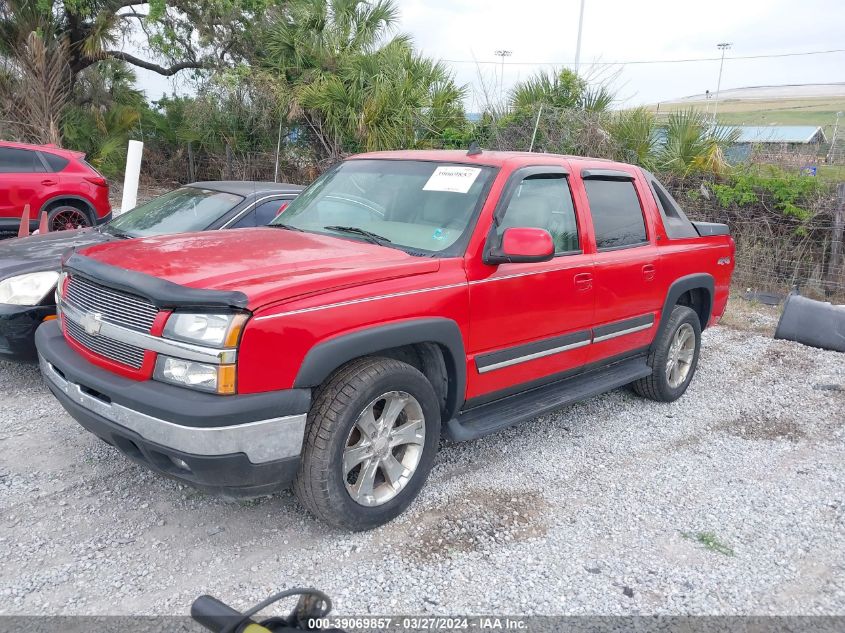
left=41, top=179, right=57, bottom=186
left=574, top=272, right=592, bottom=291
left=642, top=264, right=656, bottom=281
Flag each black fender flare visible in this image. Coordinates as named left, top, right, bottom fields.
left=40, top=194, right=96, bottom=221
left=294, top=318, right=467, bottom=419
left=653, top=273, right=714, bottom=349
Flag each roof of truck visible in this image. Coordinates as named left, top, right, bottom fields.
left=352, top=149, right=622, bottom=169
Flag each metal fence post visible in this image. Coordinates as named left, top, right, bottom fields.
left=826, top=183, right=845, bottom=296
left=187, top=141, right=196, bottom=183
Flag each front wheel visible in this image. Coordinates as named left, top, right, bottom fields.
left=293, top=357, right=441, bottom=530
left=632, top=305, right=702, bottom=402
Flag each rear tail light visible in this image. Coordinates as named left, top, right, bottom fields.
left=84, top=175, right=108, bottom=187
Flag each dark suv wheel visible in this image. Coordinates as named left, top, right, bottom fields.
left=47, top=202, right=92, bottom=231
left=294, top=356, right=441, bottom=530
left=632, top=304, right=702, bottom=402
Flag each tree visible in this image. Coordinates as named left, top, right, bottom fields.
left=608, top=107, right=659, bottom=169
left=657, top=108, right=739, bottom=175
left=261, top=0, right=466, bottom=158
left=509, top=68, right=614, bottom=113
left=0, top=0, right=281, bottom=83
left=62, top=61, right=148, bottom=176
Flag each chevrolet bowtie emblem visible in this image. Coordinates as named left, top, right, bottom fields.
left=81, top=311, right=104, bottom=337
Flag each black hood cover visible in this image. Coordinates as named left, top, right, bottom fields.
left=0, top=229, right=113, bottom=279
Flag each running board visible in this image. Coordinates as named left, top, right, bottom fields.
left=446, top=356, right=652, bottom=442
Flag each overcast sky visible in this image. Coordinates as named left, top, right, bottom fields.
left=137, top=0, right=844, bottom=109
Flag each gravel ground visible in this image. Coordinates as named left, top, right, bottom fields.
left=1, top=303, right=843, bottom=618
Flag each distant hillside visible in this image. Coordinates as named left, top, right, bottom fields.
left=650, top=83, right=845, bottom=135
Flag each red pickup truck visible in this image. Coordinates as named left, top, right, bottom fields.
left=36, top=150, right=734, bottom=530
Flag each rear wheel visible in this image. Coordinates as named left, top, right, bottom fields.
left=47, top=203, right=91, bottom=231
left=293, top=357, right=441, bottom=530
left=632, top=305, right=702, bottom=402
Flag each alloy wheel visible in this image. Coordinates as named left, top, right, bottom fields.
left=50, top=208, right=89, bottom=231
left=665, top=323, right=696, bottom=388
left=342, top=390, right=426, bottom=507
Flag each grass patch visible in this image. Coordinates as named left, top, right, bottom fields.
left=681, top=530, right=735, bottom=556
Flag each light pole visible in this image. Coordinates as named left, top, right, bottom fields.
left=711, top=42, right=732, bottom=125
left=574, top=0, right=586, bottom=74
left=828, top=111, right=843, bottom=163
left=494, top=50, right=512, bottom=104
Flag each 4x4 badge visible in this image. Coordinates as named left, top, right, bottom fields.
left=81, top=311, right=104, bottom=337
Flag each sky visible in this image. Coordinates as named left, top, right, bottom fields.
left=135, top=0, right=845, bottom=109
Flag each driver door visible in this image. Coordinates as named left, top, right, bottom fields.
left=466, top=166, right=595, bottom=402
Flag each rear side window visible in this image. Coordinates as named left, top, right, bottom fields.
left=231, top=199, right=292, bottom=228
left=41, top=152, right=69, bottom=172
left=583, top=179, right=647, bottom=249
left=647, top=175, right=699, bottom=239
left=0, top=147, right=45, bottom=173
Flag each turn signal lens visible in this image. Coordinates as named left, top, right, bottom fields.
left=217, top=364, right=237, bottom=395
left=224, top=314, right=249, bottom=348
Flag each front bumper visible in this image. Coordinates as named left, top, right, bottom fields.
left=35, top=321, right=311, bottom=497
left=0, top=303, right=54, bottom=363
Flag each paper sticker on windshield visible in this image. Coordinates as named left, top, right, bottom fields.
left=423, top=166, right=482, bottom=194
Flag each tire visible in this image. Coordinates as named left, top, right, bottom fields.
left=293, top=356, right=441, bottom=530
left=632, top=305, right=702, bottom=403
left=47, top=202, right=92, bottom=232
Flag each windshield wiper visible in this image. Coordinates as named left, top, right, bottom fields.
left=323, top=225, right=392, bottom=245
left=269, top=223, right=304, bottom=232
left=102, top=226, right=133, bottom=239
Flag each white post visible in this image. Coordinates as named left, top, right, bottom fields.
left=120, top=139, right=143, bottom=214
left=529, top=104, right=543, bottom=152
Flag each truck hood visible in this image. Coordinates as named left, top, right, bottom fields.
left=0, top=228, right=114, bottom=280
left=77, top=228, right=440, bottom=309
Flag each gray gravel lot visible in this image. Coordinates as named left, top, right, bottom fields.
left=1, top=304, right=843, bottom=617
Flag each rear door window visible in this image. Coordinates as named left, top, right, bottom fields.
left=0, top=147, right=46, bottom=173
left=583, top=179, right=648, bottom=250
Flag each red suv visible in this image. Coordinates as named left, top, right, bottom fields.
left=0, top=141, right=111, bottom=233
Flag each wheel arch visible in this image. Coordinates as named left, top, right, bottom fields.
left=652, top=273, right=714, bottom=350
left=40, top=194, right=96, bottom=221
left=294, top=318, right=466, bottom=421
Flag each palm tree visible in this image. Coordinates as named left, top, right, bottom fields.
left=509, top=68, right=614, bottom=112
left=657, top=108, right=739, bottom=175
left=608, top=107, right=659, bottom=169
left=262, top=0, right=466, bottom=158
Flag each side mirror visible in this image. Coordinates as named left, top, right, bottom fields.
left=485, top=227, right=555, bottom=265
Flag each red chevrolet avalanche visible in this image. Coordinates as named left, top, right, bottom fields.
left=0, top=141, right=111, bottom=233
left=36, top=150, right=735, bottom=530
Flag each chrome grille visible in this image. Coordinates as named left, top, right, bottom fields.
left=65, top=276, right=159, bottom=333
left=65, top=319, right=146, bottom=369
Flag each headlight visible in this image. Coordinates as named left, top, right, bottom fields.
left=154, top=356, right=237, bottom=394
left=0, top=271, right=60, bottom=306
left=163, top=312, right=247, bottom=347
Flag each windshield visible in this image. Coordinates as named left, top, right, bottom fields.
left=104, top=187, right=243, bottom=238
left=271, top=159, right=495, bottom=254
